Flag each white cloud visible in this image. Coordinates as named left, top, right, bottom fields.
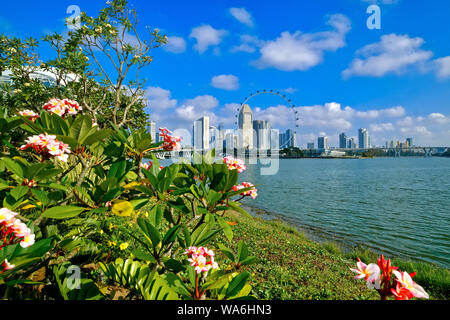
left=343, top=34, right=433, bottom=78
left=190, top=24, right=227, bottom=54
left=369, top=122, right=395, bottom=132
left=230, top=34, right=264, bottom=53
left=251, top=14, right=351, bottom=71
left=355, top=106, right=406, bottom=119
left=229, top=7, right=254, bottom=27
left=433, top=56, right=450, bottom=79
left=164, top=36, right=186, bottom=54
left=145, top=86, right=177, bottom=111
left=211, top=74, right=240, bottom=91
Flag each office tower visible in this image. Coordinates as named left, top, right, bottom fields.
left=238, top=104, right=253, bottom=149
left=358, top=128, right=370, bottom=149
left=318, top=136, right=328, bottom=150
left=147, top=121, right=156, bottom=142
left=209, top=126, right=221, bottom=150
left=348, top=137, right=356, bottom=149
left=218, top=123, right=225, bottom=151
left=339, top=132, right=347, bottom=149
left=270, top=129, right=280, bottom=150
left=406, top=138, right=413, bottom=147
left=193, top=116, right=210, bottom=151
left=286, top=129, right=296, bottom=148
left=253, top=120, right=270, bottom=150
left=307, top=142, right=314, bottom=149
left=224, top=130, right=235, bottom=150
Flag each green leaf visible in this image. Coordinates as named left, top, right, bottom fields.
left=218, top=244, right=235, bottom=262
left=42, top=205, right=87, bottom=219
left=217, top=217, right=233, bottom=242
left=31, top=189, right=50, bottom=206
left=137, top=218, right=161, bottom=250
left=162, top=225, right=181, bottom=246
left=1, top=158, right=24, bottom=177
left=227, top=201, right=252, bottom=219
left=10, top=186, right=28, bottom=200
left=225, top=272, right=250, bottom=299
left=237, top=240, right=248, bottom=262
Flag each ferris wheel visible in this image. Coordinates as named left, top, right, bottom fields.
left=235, top=89, right=300, bottom=149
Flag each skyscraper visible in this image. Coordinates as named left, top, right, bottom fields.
left=406, top=138, right=413, bottom=147
left=193, top=116, right=210, bottom=151
left=358, top=128, right=370, bottom=149
left=270, top=129, right=279, bottom=150
left=307, top=142, right=314, bottom=149
left=238, top=104, right=253, bottom=149
left=147, top=121, right=156, bottom=142
left=253, top=120, right=270, bottom=150
left=318, top=136, right=328, bottom=150
left=348, top=137, right=356, bottom=149
left=339, top=132, right=347, bottom=149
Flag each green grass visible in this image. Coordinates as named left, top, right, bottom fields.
left=214, top=211, right=449, bottom=300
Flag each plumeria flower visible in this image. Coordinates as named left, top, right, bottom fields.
left=140, top=162, right=152, bottom=170
left=391, top=283, right=414, bottom=300
left=232, top=182, right=258, bottom=199
left=223, top=156, right=246, bottom=173
left=158, top=128, right=182, bottom=151
left=1, top=259, right=15, bottom=271
left=350, top=258, right=381, bottom=284
left=20, top=233, right=35, bottom=248
left=42, top=98, right=82, bottom=117
left=392, top=270, right=429, bottom=299
left=18, top=110, right=40, bottom=121
left=185, top=246, right=219, bottom=274
left=1, top=208, right=35, bottom=250
left=20, top=134, right=71, bottom=162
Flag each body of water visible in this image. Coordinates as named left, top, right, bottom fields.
left=238, top=157, right=450, bottom=268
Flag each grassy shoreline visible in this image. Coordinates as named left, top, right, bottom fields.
left=215, top=208, right=449, bottom=300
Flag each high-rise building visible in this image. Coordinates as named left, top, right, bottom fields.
left=270, top=129, right=279, bottom=150
left=318, top=136, right=328, bottom=150
left=279, top=129, right=296, bottom=148
left=193, top=116, right=210, bottom=151
left=358, top=128, right=370, bottom=149
left=307, top=142, right=315, bottom=149
left=238, top=104, right=253, bottom=149
left=209, top=126, right=222, bottom=150
left=224, top=130, right=235, bottom=151
left=218, top=123, right=225, bottom=151
left=147, top=121, right=156, bottom=142
left=339, top=132, right=347, bottom=149
left=253, top=120, right=270, bottom=150
left=348, top=137, right=356, bottom=149
left=406, top=138, right=413, bottom=147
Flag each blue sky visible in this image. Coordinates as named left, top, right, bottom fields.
left=1, top=0, right=450, bottom=147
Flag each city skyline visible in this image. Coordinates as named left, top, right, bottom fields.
left=2, top=1, right=449, bottom=147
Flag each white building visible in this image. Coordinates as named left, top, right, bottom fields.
left=238, top=104, right=253, bottom=149
left=358, top=128, right=370, bottom=149
left=193, top=116, right=210, bottom=151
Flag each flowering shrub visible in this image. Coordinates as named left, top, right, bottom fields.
left=20, top=134, right=71, bottom=162
left=351, top=255, right=429, bottom=300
